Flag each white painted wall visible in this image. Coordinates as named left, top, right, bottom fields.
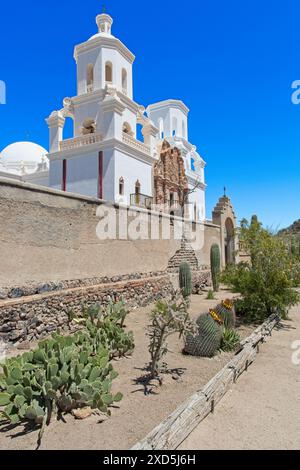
left=66, top=153, right=99, bottom=197
left=114, top=149, right=153, bottom=205
left=188, top=186, right=206, bottom=222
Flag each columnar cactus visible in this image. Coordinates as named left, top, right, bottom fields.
left=184, top=313, right=222, bottom=358
left=179, top=262, right=192, bottom=298
left=210, top=244, right=221, bottom=292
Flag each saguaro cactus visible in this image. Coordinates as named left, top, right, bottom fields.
left=179, top=262, right=192, bottom=298
left=210, top=244, right=221, bottom=292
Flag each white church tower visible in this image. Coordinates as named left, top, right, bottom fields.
left=46, top=11, right=158, bottom=204
left=46, top=9, right=206, bottom=221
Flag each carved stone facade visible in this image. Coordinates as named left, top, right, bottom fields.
left=154, top=140, right=188, bottom=211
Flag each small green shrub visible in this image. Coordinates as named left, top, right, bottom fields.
left=206, top=290, right=215, bottom=300
left=220, top=328, right=240, bottom=352
left=221, top=217, right=300, bottom=323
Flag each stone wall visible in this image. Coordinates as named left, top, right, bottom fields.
left=0, top=273, right=173, bottom=344
left=0, top=177, right=219, bottom=345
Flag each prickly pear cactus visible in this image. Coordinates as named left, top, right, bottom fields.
left=184, top=312, right=222, bottom=358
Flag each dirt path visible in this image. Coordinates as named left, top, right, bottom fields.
left=180, top=304, right=300, bottom=450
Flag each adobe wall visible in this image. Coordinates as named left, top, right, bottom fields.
left=0, top=178, right=220, bottom=289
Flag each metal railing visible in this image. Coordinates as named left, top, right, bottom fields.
left=130, top=193, right=153, bottom=210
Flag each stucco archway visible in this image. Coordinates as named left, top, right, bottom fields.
left=212, top=194, right=238, bottom=268
left=225, top=217, right=235, bottom=265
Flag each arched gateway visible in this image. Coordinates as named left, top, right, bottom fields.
left=212, top=195, right=237, bottom=268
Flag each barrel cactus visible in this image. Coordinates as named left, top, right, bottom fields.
left=210, top=244, right=221, bottom=292
left=215, top=299, right=236, bottom=329
left=179, top=262, right=192, bottom=298
left=184, top=312, right=222, bottom=358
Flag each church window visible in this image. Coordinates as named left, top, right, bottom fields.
left=105, top=62, right=113, bottom=83
left=135, top=180, right=141, bottom=204
left=191, top=158, right=195, bottom=171
left=182, top=120, right=186, bottom=138
left=158, top=118, right=164, bottom=139
left=87, top=64, right=94, bottom=91
left=194, top=203, right=197, bottom=222
left=122, top=69, right=128, bottom=94
left=122, top=122, right=132, bottom=135
left=119, top=177, right=124, bottom=196
left=172, top=117, right=178, bottom=137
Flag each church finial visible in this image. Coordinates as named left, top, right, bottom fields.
left=96, top=7, right=113, bottom=35
left=223, top=186, right=227, bottom=197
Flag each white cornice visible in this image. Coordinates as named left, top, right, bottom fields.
left=116, top=91, right=140, bottom=114
left=74, top=36, right=135, bottom=64
left=71, top=90, right=105, bottom=106
left=101, top=96, right=125, bottom=115
left=147, top=99, right=189, bottom=116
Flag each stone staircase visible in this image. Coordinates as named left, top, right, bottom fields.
left=168, top=238, right=199, bottom=272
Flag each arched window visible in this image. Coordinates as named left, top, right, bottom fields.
left=158, top=118, right=164, bottom=140
left=87, top=64, right=94, bottom=92
left=122, top=122, right=132, bottom=135
left=135, top=180, right=141, bottom=204
left=105, top=62, right=113, bottom=83
left=122, top=68, right=128, bottom=94
left=119, top=177, right=124, bottom=196
left=135, top=180, right=141, bottom=195
left=172, top=117, right=178, bottom=137
left=182, top=120, right=186, bottom=138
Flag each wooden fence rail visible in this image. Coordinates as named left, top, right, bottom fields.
left=132, top=314, right=280, bottom=450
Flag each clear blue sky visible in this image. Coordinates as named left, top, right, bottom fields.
left=0, top=0, right=299, bottom=229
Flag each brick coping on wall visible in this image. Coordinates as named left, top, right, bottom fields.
left=0, top=274, right=169, bottom=308
left=0, top=176, right=220, bottom=228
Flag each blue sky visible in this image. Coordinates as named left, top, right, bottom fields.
left=0, top=0, right=299, bottom=229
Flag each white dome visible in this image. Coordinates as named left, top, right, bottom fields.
left=0, top=141, right=49, bottom=175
